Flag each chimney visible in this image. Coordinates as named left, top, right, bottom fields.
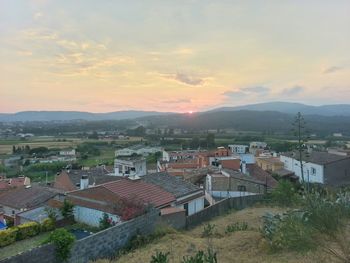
left=241, top=161, right=247, bottom=174
left=80, top=175, right=89, bottom=190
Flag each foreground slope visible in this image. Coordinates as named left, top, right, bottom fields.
left=95, top=206, right=336, bottom=263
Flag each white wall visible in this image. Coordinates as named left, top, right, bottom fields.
left=187, top=197, right=205, bottom=216
left=74, top=206, right=121, bottom=227
left=210, top=191, right=257, bottom=198
left=280, top=155, right=324, bottom=184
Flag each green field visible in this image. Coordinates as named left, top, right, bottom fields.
left=0, top=136, right=143, bottom=155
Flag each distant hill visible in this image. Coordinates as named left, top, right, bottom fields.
left=210, top=102, right=350, bottom=116
left=0, top=110, right=170, bottom=122
left=139, top=110, right=350, bottom=136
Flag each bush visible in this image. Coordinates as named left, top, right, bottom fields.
left=47, top=229, right=75, bottom=261
left=182, top=249, right=217, bottom=263
left=225, top=222, right=248, bottom=234
left=60, top=200, right=74, bottom=219
left=270, top=180, right=301, bottom=206
left=41, top=218, right=56, bottom=232
left=150, top=251, right=170, bottom=263
left=201, top=223, right=216, bottom=238
left=262, top=211, right=315, bottom=252
left=16, top=222, right=40, bottom=240
left=0, top=228, right=18, bottom=247
left=99, top=213, right=114, bottom=230
left=305, top=192, right=345, bottom=235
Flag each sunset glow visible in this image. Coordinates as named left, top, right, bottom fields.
left=0, top=1, right=349, bottom=113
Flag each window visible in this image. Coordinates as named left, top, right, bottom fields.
left=311, top=167, right=316, bottom=175
left=237, top=185, right=246, bottom=192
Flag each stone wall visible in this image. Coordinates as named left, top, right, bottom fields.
left=1, top=209, right=160, bottom=263
left=186, top=195, right=263, bottom=228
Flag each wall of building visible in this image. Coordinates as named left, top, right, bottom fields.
left=161, top=211, right=186, bottom=229
left=187, top=197, right=205, bottom=216
left=186, top=195, right=263, bottom=228
left=324, top=159, right=350, bottom=186
left=280, top=156, right=324, bottom=183
left=74, top=206, right=121, bottom=227
left=207, top=175, right=266, bottom=194
left=1, top=209, right=160, bottom=263
left=210, top=191, right=257, bottom=198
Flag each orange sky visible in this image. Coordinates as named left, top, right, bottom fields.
left=0, top=1, right=349, bottom=113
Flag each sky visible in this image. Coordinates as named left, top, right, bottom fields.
left=0, top=0, right=349, bottom=113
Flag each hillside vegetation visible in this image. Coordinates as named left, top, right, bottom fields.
left=94, top=206, right=344, bottom=263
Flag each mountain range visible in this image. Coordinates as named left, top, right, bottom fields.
left=1, top=102, right=350, bottom=122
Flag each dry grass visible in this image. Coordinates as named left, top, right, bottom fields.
left=93, top=206, right=338, bottom=263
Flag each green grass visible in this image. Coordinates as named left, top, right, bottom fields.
left=0, top=232, right=51, bottom=260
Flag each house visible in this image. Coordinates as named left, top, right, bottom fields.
left=114, top=157, right=147, bottom=177
left=142, top=172, right=205, bottom=216
left=328, top=148, right=350, bottom=157
left=115, top=145, right=163, bottom=157
left=205, top=165, right=277, bottom=199
left=228, top=145, right=249, bottom=154
left=54, top=167, right=119, bottom=192
left=249, top=142, right=267, bottom=156
left=0, top=176, right=31, bottom=192
left=256, top=157, right=284, bottom=173
left=280, top=151, right=350, bottom=186
left=209, top=156, right=241, bottom=170
left=212, top=147, right=231, bottom=157
left=59, top=149, right=76, bottom=156
left=0, top=186, right=60, bottom=219
left=15, top=205, right=63, bottom=226
left=66, top=172, right=205, bottom=226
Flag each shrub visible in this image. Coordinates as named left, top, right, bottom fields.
left=270, top=180, right=301, bottom=206
left=225, top=222, right=248, bottom=234
left=201, top=223, right=216, bottom=238
left=0, top=228, right=18, bottom=247
left=182, top=249, right=217, bottom=263
left=150, top=251, right=170, bottom=263
left=125, top=234, right=150, bottom=251
left=16, top=222, right=40, bottom=240
left=99, top=213, right=114, bottom=230
left=60, top=200, right=74, bottom=219
left=47, top=228, right=75, bottom=262
left=262, top=211, right=315, bottom=252
left=45, top=207, right=58, bottom=222
left=115, top=196, right=149, bottom=221
left=41, top=218, right=56, bottom=232
left=305, top=192, right=344, bottom=235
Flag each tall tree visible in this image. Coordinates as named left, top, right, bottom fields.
left=206, top=133, right=215, bottom=148
left=292, top=112, right=309, bottom=183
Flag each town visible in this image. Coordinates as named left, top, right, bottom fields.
left=0, top=117, right=350, bottom=262
left=1, top=1, right=350, bottom=262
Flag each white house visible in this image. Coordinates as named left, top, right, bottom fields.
left=280, top=152, right=350, bottom=186
left=59, top=149, right=76, bottom=156
left=228, top=145, right=249, bottom=154
left=114, top=157, right=147, bottom=177
left=115, top=145, right=162, bottom=157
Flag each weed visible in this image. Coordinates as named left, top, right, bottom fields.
left=150, top=251, right=170, bottom=263
left=225, top=222, right=248, bottom=234
left=201, top=223, right=216, bottom=238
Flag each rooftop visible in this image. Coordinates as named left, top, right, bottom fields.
left=142, top=172, right=203, bottom=198
left=68, top=177, right=176, bottom=210
left=0, top=186, right=60, bottom=210
left=282, top=151, right=350, bottom=165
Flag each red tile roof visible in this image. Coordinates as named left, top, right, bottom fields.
left=103, top=179, right=176, bottom=208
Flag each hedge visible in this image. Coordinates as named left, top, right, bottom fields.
left=0, top=218, right=56, bottom=248
left=16, top=222, right=41, bottom=240
left=41, top=218, right=55, bottom=232
left=0, top=228, right=18, bottom=247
